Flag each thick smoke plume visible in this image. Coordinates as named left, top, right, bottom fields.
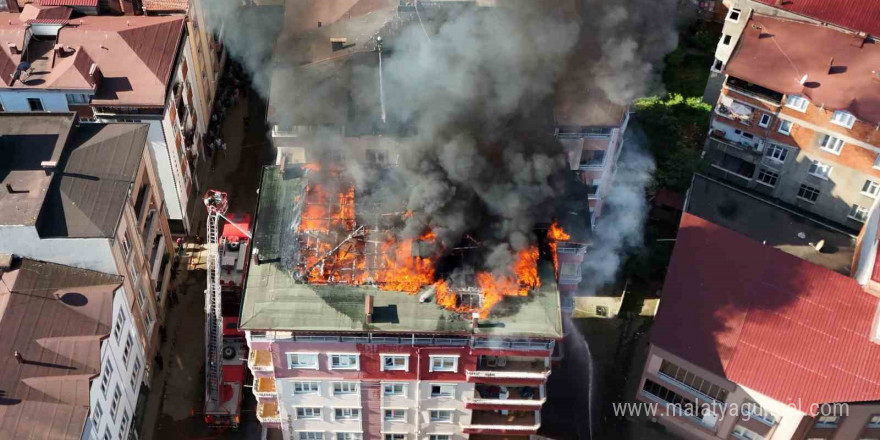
left=203, top=0, right=679, bottom=286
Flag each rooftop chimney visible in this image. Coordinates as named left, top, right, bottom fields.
left=7, top=41, right=17, bottom=55
left=365, top=295, right=374, bottom=324
left=40, top=160, right=57, bottom=171
left=330, top=37, right=347, bottom=52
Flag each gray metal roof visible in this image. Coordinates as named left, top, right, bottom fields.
left=240, top=166, right=563, bottom=338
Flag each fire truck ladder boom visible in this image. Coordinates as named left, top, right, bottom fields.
left=203, top=190, right=228, bottom=409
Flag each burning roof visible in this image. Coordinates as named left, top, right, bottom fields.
left=239, top=166, right=563, bottom=337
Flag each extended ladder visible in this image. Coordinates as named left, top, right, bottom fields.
left=204, top=190, right=228, bottom=408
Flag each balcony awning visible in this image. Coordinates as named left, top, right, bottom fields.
left=720, top=95, right=753, bottom=120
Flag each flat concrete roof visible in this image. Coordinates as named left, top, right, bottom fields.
left=240, top=166, right=563, bottom=338
left=686, top=174, right=856, bottom=274
left=0, top=113, right=75, bottom=227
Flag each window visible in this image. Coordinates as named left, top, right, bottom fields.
left=785, top=95, right=809, bottom=112
left=712, top=58, right=723, bottom=71
left=366, top=149, right=388, bottom=165
left=382, top=355, right=408, bottom=371
left=131, top=357, right=141, bottom=389
left=429, top=436, right=450, bottom=440
left=849, top=204, right=869, bottom=222
left=658, top=360, right=729, bottom=402
left=329, top=354, right=359, bottom=370
left=758, top=113, right=771, bottom=128
left=431, top=384, right=456, bottom=398
left=831, top=110, right=856, bottom=128
left=383, top=383, right=406, bottom=396
left=742, top=402, right=776, bottom=425
left=385, top=435, right=405, bottom=440
left=333, top=382, right=359, bottom=395
left=868, top=415, right=880, bottom=427
left=732, top=425, right=764, bottom=440
left=100, top=361, right=114, bottom=396
left=757, top=169, right=779, bottom=187
left=110, top=384, right=122, bottom=420
left=335, top=434, right=362, bottom=440
left=123, top=333, right=133, bottom=365
left=862, top=180, right=879, bottom=197
left=121, top=233, right=132, bottom=261
left=580, top=149, right=606, bottom=168
left=103, top=428, right=112, bottom=440
left=119, top=410, right=130, bottom=439
left=875, top=155, right=880, bottom=169
left=798, top=184, right=821, bottom=203
left=808, top=160, right=832, bottom=179
left=92, top=401, right=103, bottom=428
left=429, top=410, right=452, bottom=422
left=765, top=144, right=788, bottom=162
left=298, top=433, right=323, bottom=440
left=778, top=120, right=793, bottom=135
left=334, top=408, right=360, bottom=420
left=293, top=381, right=320, bottom=394
left=815, top=415, right=839, bottom=427
left=384, top=409, right=406, bottom=421
left=429, top=356, right=457, bottom=372
left=295, top=407, right=322, bottom=419
left=727, top=7, right=741, bottom=21
left=27, top=98, right=44, bottom=111
left=113, top=309, right=126, bottom=342
left=722, top=34, right=732, bottom=45
left=819, top=134, right=844, bottom=154
left=65, top=93, right=89, bottom=105
left=287, top=353, right=319, bottom=369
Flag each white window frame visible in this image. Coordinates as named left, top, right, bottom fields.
left=27, top=97, right=44, bottom=111
left=830, top=110, right=855, bottom=128
left=298, top=433, right=324, bottom=440
left=110, top=384, right=122, bottom=420
left=868, top=414, right=880, bottom=427
left=756, top=168, right=779, bottom=188
left=122, top=333, right=133, bottom=366
left=381, top=354, right=409, bottom=371
left=731, top=424, right=764, bottom=440
left=383, top=382, right=406, bottom=396
left=807, top=160, right=832, bottom=180
left=815, top=415, right=839, bottom=427
left=428, top=435, right=451, bottom=440
left=722, top=34, right=732, bottom=45
left=384, top=434, right=406, bottom=440
left=333, top=382, right=359, bottom=395
left=819, top=134, right=844, bottom=154
left=777, top=119, right=793, bottom=135
left=874, top=155, right=880, bottom=170
left=862, top=180, right=880, bottom=198
left=334, top=433, right=362, bottom=440
left=727, top=7, right=741, bottom=22
left=328, top=353, right=360, bottom=370
left=294, top=407, right=322, bottom=420
left=429, top=409, right=453, bottom=423
left=849, top=204, right=869, bottom=222
left=92, top=401, right=103, bottom=429
left=293, top=381, right=321, bottom=394
left=113, top=308, right=126, bottom=342
left=765, top=144, right=788, bottom=162
left=101, top=360, right=114, bottom=397
left=384, top=408, right=406, bottom=421
left=758, top=113, right=771, bottom=128
left=333, top=407, right=361, bottom=421
left=130, top=356, right=141, bottom=390
left=287, top=353, right=319, bottom=370
left=430, top=383, right=456, bottom=398
left=797, top=184, right=821, bottom=203
left=785, top=95, right=808, bottom=112
left=428, top=355, right=458, bottom=373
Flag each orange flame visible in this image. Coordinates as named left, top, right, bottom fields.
left=547, top=221, right=570, bottom=276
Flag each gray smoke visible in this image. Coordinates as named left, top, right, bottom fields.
left=202, top=0, right=679, bottom=281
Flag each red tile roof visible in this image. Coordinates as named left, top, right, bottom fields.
left=141, top=0, right=188, bottom=12
left=752, top=0, right=880, bottom=37
left=725, top=15, right=880, bottom=126
left=652, top=213, right=880, bottom=413
left=36, top=0, right=97, bottom=6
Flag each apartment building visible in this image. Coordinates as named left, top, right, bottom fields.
left=0, top=256, right=146, bottom=440
left=0, top=10, right=208, bottom=233
left=702, top=11, right=880, bottom=230
left=635, top=212, right=880, bottom=440
left=0, top=113, right=173, bottom=382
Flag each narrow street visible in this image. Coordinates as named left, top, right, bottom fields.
left=138, top=89, right=272, bottom=440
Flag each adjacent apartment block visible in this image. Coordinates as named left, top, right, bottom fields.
left=0, top=9, right=209, bottom=233
left=0, top=256, right=146, bottom=440
left=0, top=113, right=172, bottom=381
left=703, top=11, right=880, bottom=231
left=635, top=213, right=880, bottom=440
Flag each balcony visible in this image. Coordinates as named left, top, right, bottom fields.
left=706, top=134, right=762, bottom=158
left=253, top=377, right=277, bottom=400
left=248, top=349, right=273, bottom=373
left=466, top=384, right=545, bottom=410
left=466, top=356, right=550, bottom=384
left=256, top=402, right=281, bottom=424
left=464, top=409, right=540, bottom=435
left=725, top=76, right=783, bottom=106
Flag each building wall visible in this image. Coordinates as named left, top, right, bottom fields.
left=0, top=90, right=69, bottom=112
left=83, top=286, right=146, bottom=440
left=0, top=225, right=117, bottom=273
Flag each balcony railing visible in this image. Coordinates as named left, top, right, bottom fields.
left=725, top=76, right=783, bottom=105
left=465, top=410, right=540, bottom=432
left=247, top=349, right=273, bottom=372
left=256, top=402, right=281, bottom=423
left=468, top=385, right=545, bottom=407
left=247, top=333, right=553, bottom=351
left=253, top=377, right=277, bottom=399
left=467, top=357, right=551, bottom=380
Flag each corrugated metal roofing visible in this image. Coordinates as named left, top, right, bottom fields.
left=753, top=0, right=880, bottom=37
left=651, top=213, right=880, bottom=413
left=36, top=0, right=97, bottom=6
left=141, top=0, right=188, bottom=11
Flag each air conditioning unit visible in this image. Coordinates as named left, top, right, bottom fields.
left=753, top=139, right=765, bottom=154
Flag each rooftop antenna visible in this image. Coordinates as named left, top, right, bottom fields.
left=377, top=36, right=386, bottom=124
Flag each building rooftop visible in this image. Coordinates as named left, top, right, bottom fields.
left=240, top=166, right=563, bottom=338
left=0, top=113, right=75, bottom=227
left=140, top=0, right=188, bottom=12
left=652, top=213, right=880, bottom=413
left=0, top=256, right=121, bottom=440
left=686, top=174, right=856, bottom=274
left=724, top=14, right=880, bottom=126
left=0, top=13, right=184, bottom=107
left=752, top=0, right=880, bottom=37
